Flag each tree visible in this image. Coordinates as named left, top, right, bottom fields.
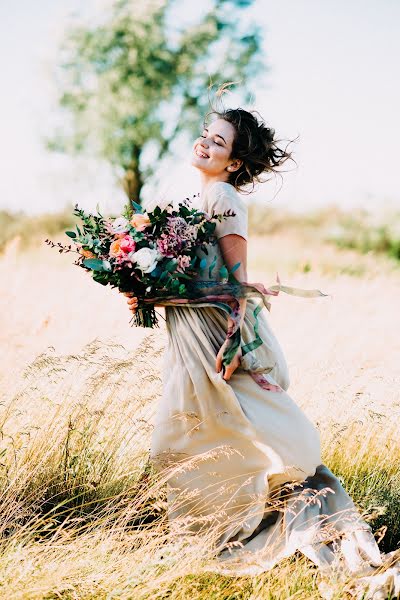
left=49, top=0, right=264, bottom=209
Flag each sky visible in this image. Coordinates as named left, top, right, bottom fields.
left=0, top=0, right=399, bottom=215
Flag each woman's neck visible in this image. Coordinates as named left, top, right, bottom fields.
left=199, top=172, right=230, bottom=194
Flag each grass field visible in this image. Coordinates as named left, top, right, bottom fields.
left=1, top=213, right=399, bottom=599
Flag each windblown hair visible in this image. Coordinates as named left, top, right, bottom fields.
left=203, top=106, right=295, bottom=194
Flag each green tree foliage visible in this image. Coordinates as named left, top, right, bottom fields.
left=49, top=0, right=263, bottom=209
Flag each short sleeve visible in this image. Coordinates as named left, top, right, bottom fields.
left=206, top=182, right=248, bottom=241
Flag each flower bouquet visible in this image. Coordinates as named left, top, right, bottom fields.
left=47, top=196, right=328, bottom=372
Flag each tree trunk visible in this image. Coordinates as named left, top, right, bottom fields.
left=122, top=146, right=143, bottom=217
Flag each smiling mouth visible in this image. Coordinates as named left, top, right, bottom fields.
left=195, top=147, right=209, bottom=158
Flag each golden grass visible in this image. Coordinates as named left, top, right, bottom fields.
left=1, top=224, right=399, bottom=599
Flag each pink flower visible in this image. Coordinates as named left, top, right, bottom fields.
left=119, top=235, right=136, bottom=254
left=176, top=255, right=191, bottom=273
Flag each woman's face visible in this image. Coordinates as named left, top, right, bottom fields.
left=191, top=118, right=241, bottom=177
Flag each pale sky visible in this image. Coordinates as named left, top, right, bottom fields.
left=0, top=0, right=399, bottom=215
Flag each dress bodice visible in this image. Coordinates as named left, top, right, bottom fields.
left=192, top=181, right=248, bottom=282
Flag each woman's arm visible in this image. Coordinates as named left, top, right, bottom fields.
left=124, top=233, right=247, bottom=327
left=218, top=232, right=248, bottom=325
left=215, top=233, right=248, bottom=380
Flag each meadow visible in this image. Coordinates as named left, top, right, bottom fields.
left=1, top=204, right=400, bottom=599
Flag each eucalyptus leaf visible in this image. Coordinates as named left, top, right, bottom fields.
left=83, top=258, right=104, bottom=271
left=165, top=259, right=178, bottom=272
left=149, top=265, right=162, bottom=277
left=208, top=255, right=217, bottom=278
left=131, top=200, right=143, bottom=214
left=199, top=258, right=207, bottom=270
left=219, top=265, right=228, bottom=280
left=230, top=261, right=241, bottom=274
left=65, top=231, right=76, bottom=238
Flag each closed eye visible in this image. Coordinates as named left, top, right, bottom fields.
left=200, top=134, right=222, bottom=146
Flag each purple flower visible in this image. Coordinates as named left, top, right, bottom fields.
left=156, top=233, right=182, bottom=257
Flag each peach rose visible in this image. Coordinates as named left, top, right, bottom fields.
left=79, top=248, right=96, bottom=259
left=109, top=239, right=123, bottom=257
left=130, top=213, right=151, bottom=231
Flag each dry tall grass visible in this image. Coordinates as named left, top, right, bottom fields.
left=1, top=221, right=400, bottom=599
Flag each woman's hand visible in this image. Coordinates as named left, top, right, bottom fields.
left=121, top=291, right=138, bottom=314
left=216, top=341, right=242, bottom=381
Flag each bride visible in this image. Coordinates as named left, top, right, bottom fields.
left=124, top=106, right=400, bottom=598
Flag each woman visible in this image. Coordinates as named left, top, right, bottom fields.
left=125, top=108, right=399, bottom=595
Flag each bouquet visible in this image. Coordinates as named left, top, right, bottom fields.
left=47, top=196, right=329, bottom=372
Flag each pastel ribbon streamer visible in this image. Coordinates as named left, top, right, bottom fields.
left=142, top=273, right=330, bottom=391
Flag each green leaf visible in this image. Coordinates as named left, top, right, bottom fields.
left=83, top=258, right=105, bottom=271
left=199, top=258, right=207, bottom=270
left=229, top=261, right=241, bottom=274
left=131, top=200, right=143, bottom=214
left=208, top=255, right=217, bottom=278
left=65, top=231, right=76, bottom=238
left=219, top=266, right=228, bottom=280
left=164, top=259, right=177, bottom=272
left=149, top=265, right=162, bottom=277
left=92, top=272, right=109, bottom=286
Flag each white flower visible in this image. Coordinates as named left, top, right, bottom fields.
left=111, top=217, right=130, bottom=234
left=130, top=247, right=160, bottom=273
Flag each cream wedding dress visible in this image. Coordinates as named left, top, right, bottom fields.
left=150, top=181, right=400, bottom=599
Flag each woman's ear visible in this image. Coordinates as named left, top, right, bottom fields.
left=227, top=159, right=242, bottom=172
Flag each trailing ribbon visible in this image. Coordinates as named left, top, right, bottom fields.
left=135, top=273, right=330, bottom=392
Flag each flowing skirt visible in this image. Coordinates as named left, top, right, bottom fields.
left=150, top=300, right=400, bottom=598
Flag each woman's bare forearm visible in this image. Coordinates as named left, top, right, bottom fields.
left=218, top=234, right=248, bottom=331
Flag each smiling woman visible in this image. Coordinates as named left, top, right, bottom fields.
left=191, top=118, right=243, bottom=188
left=192, top=108, right=293, bottom=193
left=125, top=103, right=400, bottom=598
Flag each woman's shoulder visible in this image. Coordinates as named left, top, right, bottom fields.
left=205, top=181, right=248, bottom=240
left=206, top=180, right=247, bottom=211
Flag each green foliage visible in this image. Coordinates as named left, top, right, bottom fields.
left=83, top=258, right=105, bottom=271
left=208, top=254, right=217, bottom=278
left=247, top=203, right=400, bottom=265
left=324, top=431, right=400, bottom=555
left=199, top=257, right=208, bottom=270
left=218, top=265, right=228, bottom=280
left=48, top=0, right=263, bottom=205
left=327, top=214, right=400, bottom=262
left=0, top=207, right=77, bottom=252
